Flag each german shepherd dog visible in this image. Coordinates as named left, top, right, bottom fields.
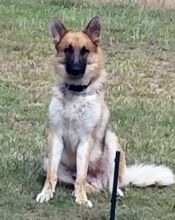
left=36, top=17, right=175, bottom=207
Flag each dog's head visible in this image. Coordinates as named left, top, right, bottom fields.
left=51, top=17, right=104, bottom=84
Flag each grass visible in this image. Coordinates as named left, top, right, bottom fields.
left=0, top=0, right=175, bottom=219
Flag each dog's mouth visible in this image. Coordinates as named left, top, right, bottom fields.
left=68, top=73, right=84, bottom=79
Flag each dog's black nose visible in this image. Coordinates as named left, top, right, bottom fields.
left=66, top=62, right=85, bottom=76
left=71, top=63, right=82, bottom=76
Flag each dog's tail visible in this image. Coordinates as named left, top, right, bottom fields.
left=122, top=164, right=175, bottom=187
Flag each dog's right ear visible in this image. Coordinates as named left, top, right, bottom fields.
left=50, top=17, right=68, bottom=45
left=83, top=16, right=101, bottom=45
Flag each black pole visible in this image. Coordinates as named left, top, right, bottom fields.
left=109, top=151, right=120, bottom=220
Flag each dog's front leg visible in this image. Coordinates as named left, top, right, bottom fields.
left=75, top=138, right=93, bottom=208
left=36, top=132, right=63, bottom=203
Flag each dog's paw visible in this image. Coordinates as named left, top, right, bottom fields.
left=72, top=190, right=93, bottom=207
left=117, top=188, right=124, bottom=197
left=72, top=190, right=75, bottom=196
left=74, top=190, right=93, bottom=208
left=36, top=189, right=54, bottom=203
left=75, top=196, right=93, bottom=208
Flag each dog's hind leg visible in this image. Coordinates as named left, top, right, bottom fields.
left=58, top=164, right=75, bottom=185
left=103, top=130, right=126, bottom=195
left=85, top=130, right=126, bottom=196
left=43, top=158, right=75, bottom=185
left=44, top=158, right=99, bottom=194
left=85, top=182, right=101, bottom=194
left=58, top=165, right=100, bottom=195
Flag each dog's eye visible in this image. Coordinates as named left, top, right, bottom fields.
left=64, top=44, right=74, bottom=56
left=80, top=46, right=89, bottom=56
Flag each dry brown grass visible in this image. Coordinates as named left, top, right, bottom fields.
left=74, top=0, right=175, bottom=9
left=139, top=0, right=175, bottom=9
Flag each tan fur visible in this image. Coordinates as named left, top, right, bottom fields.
left=36, top=17, right=126, bottom=207
left=54, top=32, right=105, bottom=87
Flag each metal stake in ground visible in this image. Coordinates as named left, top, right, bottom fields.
left=109, top=151, right=120, bottom=220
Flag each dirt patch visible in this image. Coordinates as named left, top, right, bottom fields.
left=138, top=0, right=175, bottom=9
left=76, top=0, right=175, bottom=9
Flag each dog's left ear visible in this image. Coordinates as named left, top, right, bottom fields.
left=50, top=17, right=68, bottom=45
left=83, top=16, right=101, bottom=45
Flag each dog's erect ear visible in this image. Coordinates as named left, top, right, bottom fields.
left=50, top=17, right=68, bottom=44
left=83, top=16, right=101, bottom=45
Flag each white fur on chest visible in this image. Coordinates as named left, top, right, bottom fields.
left=49, top=94, right=101, bottom=150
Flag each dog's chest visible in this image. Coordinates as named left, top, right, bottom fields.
left=49, top=95, right=101, bottom=147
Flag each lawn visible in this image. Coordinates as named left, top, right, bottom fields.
left=0, top=0, right=175, bottom=219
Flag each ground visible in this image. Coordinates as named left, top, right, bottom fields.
left=0, top=0, right=175, bottom=219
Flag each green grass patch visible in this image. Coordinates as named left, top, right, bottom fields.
left=0, top=0, right=175, bottom=219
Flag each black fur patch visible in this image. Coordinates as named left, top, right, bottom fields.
left=64, top=44, right=89, bottom=77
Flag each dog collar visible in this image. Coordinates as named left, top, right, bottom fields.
left=65, top=81, right=91, bottom=93
left=62, top=81, right=103, bottom=96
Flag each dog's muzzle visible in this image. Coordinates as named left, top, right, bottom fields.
left=65, top=54, right=87, bottom=77
left=66, top=62, right=86, bottom=77
left=67, top=63, right=83, bottom=76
